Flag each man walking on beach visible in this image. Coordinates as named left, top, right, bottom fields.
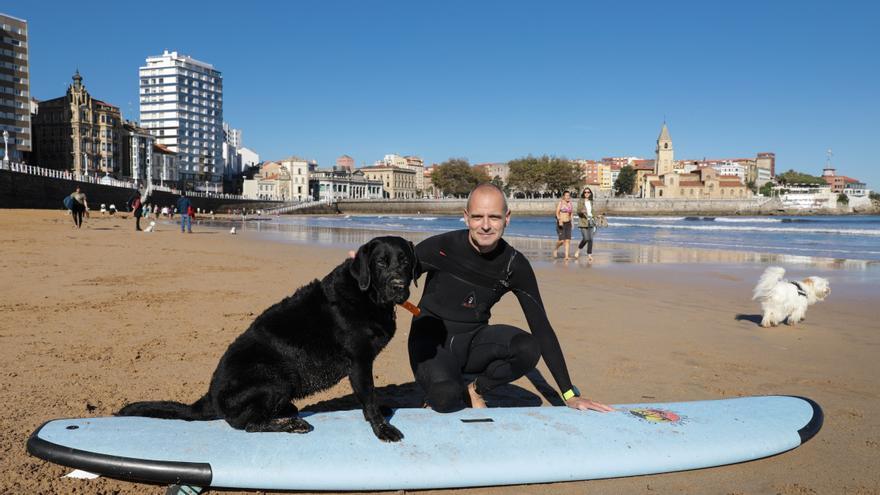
left=68, top=187, right=89, bottom=229
left=409, top=183, right=613, bottom=413
left=177, top=192, right=193, bottom=234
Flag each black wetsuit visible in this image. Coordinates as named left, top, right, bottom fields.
left=410, top=229, right=574, bottom=412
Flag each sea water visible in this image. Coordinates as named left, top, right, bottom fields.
left=260, top=214, right=880, bottom=263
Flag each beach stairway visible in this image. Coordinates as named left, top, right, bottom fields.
left=264, top=199, right=336, bottom=215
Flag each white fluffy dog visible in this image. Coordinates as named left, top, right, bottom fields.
left=752, top=267, right=830, bottom=327
left=144, top=221, right=156, bottom=233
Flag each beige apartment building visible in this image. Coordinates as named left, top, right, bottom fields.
left=31, top=71, right=122, bottom=176
left=360, top=165, right=417, bottom=199
left=279, top=156, right=311, bottom=201
left=474, top=162, right=510, bottom=187
left=243, top=161, right=286, bottom=200
left=242, top=157, right=311, bottom=201
left=403, top=155, right=425, bottom=194
left=578, top=160, right=612, bottom=192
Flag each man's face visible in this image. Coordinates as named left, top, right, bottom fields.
left=463, top=189, right=510, bottom=253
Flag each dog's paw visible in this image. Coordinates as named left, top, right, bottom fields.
left=279, top=416, right=314, bottom=434
left=372, top=422, right=404, bottom=442
left=245, top=416, right=314, bottom=434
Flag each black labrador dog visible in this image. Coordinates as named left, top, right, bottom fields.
left=118, top=236, right=417, bottom=442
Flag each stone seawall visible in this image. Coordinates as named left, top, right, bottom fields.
left=0, top=170, right=280, bottom=212
left=334, top=197, right=777, bottom=216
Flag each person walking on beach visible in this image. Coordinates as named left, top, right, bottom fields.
left=575, top=187, right=596, bottom=262
left=408, top=183, right=613, bottom=414
left=177, top=193, right=193, bottom=234
left=69, top=187, right=89, bottom=229
left=128, top=191, right=144, bottom=231
left=552, top=191, right=574, bottom=260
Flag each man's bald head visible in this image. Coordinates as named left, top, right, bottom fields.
left=466, top=183, right=508, bottom=215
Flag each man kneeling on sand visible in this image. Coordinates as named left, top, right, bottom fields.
left=407, top=183, right=614, bottom=413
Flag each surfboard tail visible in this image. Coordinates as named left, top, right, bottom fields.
left=116, top=395, right=216, bottom=421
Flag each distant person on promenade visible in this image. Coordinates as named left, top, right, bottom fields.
left=405, top=183, right=613, bottom=413
left=128, top=191, right=144, bottom=231
left=68, top=187, right=89, bottom=229
left=552, top=191, right=574, bottom=260
left=575, top=188, right=596, bottom=262
left=177, top=193, right=193, bottom=234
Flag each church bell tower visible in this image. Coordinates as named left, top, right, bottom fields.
left=655, top=122, right=674, bottom=176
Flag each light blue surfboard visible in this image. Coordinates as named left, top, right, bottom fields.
left=28, top=395, right=821, bottom=490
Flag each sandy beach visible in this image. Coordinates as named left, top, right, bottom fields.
left=1, top=209, right=878, bottom=494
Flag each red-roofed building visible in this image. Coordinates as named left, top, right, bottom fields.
left=648, top=167, right=751, bottom=199
left=822, top=164, right=868, bottom=196
left=640, top=123, right=752, bottom=199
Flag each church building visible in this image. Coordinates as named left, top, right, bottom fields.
left=640, top=123, right=751, bottom=199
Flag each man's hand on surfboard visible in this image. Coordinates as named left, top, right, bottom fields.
left=565, top=396, right=615, bottom=412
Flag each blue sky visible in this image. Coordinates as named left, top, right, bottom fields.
left=9, top=1, right=879, bottom=187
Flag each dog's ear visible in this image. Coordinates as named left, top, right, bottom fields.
left=349, top=240, right=374, bottom=291
left=408, top=240, right=421, bottom=288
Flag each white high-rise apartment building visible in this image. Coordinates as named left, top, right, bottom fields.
left=223, top=121, right=241, bottom=148
left=222, top=121, right=243, bottom=178
left=139, top=50, right=223, bottom=188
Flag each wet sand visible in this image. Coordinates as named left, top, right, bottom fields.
left=1, top=209, right=878, bottom=494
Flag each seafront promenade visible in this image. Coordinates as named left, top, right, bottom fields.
left=0, top=165, right=280, bottom=212
left=334, top=197, right=777, bottom=216
left=3, top=162, right=876, bottom=217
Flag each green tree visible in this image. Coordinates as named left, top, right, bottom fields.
left=746, top=180, right=757, bottom=194
left=544, top=156, right=582, bottom=196
left=507, top=155, right=581, bottom=197
left=776, top=169, right=825, bottom=185
left=614, top=165, right=637, bottom=196
left=430, top=158, right=488, bottom=197
left=837, top=193, right=849, bottom=205
left=759, top=182, right=774, bottom=197
left=490, top=175, right=504, bottom=189
left=507, top=156, right=546, bottom=198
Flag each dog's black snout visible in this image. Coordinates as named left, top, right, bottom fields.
left=390, top=278, right=406, bottom=288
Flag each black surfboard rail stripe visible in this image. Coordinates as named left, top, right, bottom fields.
left=26, top=420, right=212, bottom=486
left=789, top=396, right=823, bottom=444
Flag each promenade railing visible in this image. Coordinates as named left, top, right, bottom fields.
left=1, top=161, right=250, bottom=201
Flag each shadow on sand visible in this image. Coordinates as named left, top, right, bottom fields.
left=735, top=313, right=763, bottom=326
left=301, top=369, right=563, bottom=414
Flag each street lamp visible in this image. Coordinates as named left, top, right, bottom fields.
left=2, top=130, right=9, bottom=165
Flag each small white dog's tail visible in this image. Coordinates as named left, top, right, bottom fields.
left=753, top=266, right=786, bottom=301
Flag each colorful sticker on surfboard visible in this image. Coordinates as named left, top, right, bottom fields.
left=626, top=407, right=683, bottom=424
